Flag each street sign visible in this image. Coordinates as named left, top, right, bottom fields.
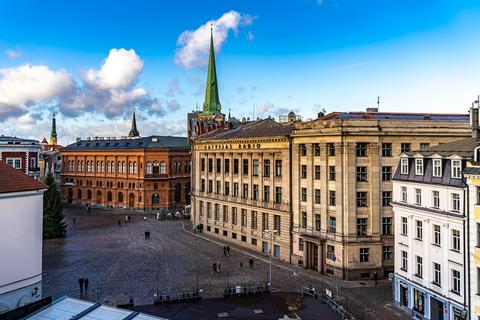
left=325, top=288, right=332, bottom=298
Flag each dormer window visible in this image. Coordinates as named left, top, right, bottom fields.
left=401, top=158, right=409, bottom=175
left=415, top=158, right=424, bottom=176
left=432, top=159, right=442, bottom=177
left=451, top=160, right=461, bottom=179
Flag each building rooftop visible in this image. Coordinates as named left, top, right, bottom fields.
left=0, top=135, right=40, bottom=145
left=62, top=136, right=189, bottom=151
left=319, top=111, right=469, bottom=122
left=405, top=137, right=479, bottom=158
left=198, top=118, right=294, bottom=140
left=0, top=160, right=47, bottom=194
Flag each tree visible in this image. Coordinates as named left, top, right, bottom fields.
left=43, top=172, right=66, bottom=239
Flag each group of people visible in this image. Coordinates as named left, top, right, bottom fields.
left=212, top=261, right=221, bottom=273
left=240, top=258, right=255, bottom=269
left=78, top=277, right=89, bottom=292
left=223, top=245, right=231, bottom=256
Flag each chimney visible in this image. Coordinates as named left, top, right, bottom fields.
left=471, top=102, right=480, bottom=138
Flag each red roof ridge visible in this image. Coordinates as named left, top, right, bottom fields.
left=0, top=160, right=47, bottom=194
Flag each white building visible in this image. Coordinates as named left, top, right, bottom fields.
left=0, top=160, right=47, bottom=314
left=392, top=138, right=476, bottom=320
left=0, top=135, right=42, bottom=179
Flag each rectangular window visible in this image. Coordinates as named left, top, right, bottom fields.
left=263, top=185, right=270, bottom=202
left=401, top=251, right=408, bottom=271
left=216, top=180, right=221, bottom=194
left=416, top=256, right=423, bottom=278
left=401, top=186, right=408, bottom=202
left=328, top=216, right=336, bottom=233
left=242, top=183, right=248, bottom=199
left=224, top=182, right=230, bottom=196
left=208, top=158, right=213, bottom=172
left=360, top=248, right=370, bottom=262
left=356, top=166, right=368, bottom=182
left=232, top=207, right=238, bottom=225
left=415, top=188, right=422, bottom=205
left=314, top=165, right=321, bottom=180
left=224, top=159, right=230, bottom=173
left=253, top=160, right=259, bottom=176
left=233, top=182, right=239, bottom=197
left=356, top=143, right=367, bottom=157
left=251, top=211, right=258, bottom=230
left=315, top=214, right=321, bottom=231
left=382, top=143, right=392, bottom=157
left=233, top=159, right=239, bottom=174
left=433, top=225, right=441, bottom=246
left=357, top=218, right=367, bottom=236
left=223, top=205, right=228, bottom=222
left=402, top=217, right=408, bottom=235
left=208, top=180, right=213, bottom=193
left=452, top=229, right=461, bottom=252
left=274, top=244, right=280, bottom=258
left=273, top=215, right=281, bottom=235
left=420, top=143, right=430, bottom=150
left=299, top=238, right=304, bottom=251
left=401, top=158, right=409, bottom=175
left=382, top=166, right=392, bottom=181
left=241, top=209, right=247, bottom=227
left=382, top=191, right=392, bottom=206
left=327, top=245, right=335, bottom=260
left=301, top=212, right=307, bottom=228
left=329, top=166, right=336, bottom=180
left=433, top=159, right=442, bottom=177
left=214, top=204, right=220, bottom=220
left=243, top=159, right=249, bottom=175
left=357, top=192, right=368, bottom=207
left=416, top=220, right=423, bottom=240
left=314, top=143, right=320, bottom=156
left=452, top=160, right=462, bottom=178
left=201, top=158, right=205, bottom=171
left=216, top=158, right=221, bottom=173
left=328, top=143, right=335, bottom=156
left=206, top=202, right=211, bottom=218
left=329, top=190, right=336, bottom=206
left=301, top=188, right=307, bottom=202
left=383, top=246, right=393, bottom=260
left=401, top=143, right=411, bottom=153
left=251, top=238, right=257, bottom=245
left=275, top=160, right=282, bottom=176
left=253, top=184, right=259, bottom=200
left=300, top=144, right=307, bottom=156
left=201, top=179, right=205, bottom=192
left=314, top=189, right=321, bottom=204
left=415, top=158, right=424, bottom=175
left=263, top=160, right=270, bottom=177
left=275, top=187, right=282, bottom=203
left=432, top=190, right=440, bottom=208
left=451, top=193, right=460, bottom=212
left=452, top=269, right=461, bottom=294
left=301, top=165, right=307, bottom=179
left=433, top=262, right=441, bottom=286
left=382, top=217, right=392, bottom=235
left=262, top=212, right=269, bottom=231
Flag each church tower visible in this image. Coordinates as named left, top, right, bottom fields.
left=49, top=113, right=58, bottom=145
left=128, top=111, right=140, bottom=137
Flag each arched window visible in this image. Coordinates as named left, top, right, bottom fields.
left=129, top=162, right=133, bottom=174
left=133, top=162, right=137, bottom=174
left=173, top=161, right=178, bottom=174
left=77, top=189, right=82, bottom=200
left=153, top=183, right=158, bottom=190
left=153, top=161, right=159, bottom=174
left=111, top=161, right=115, bottom=173
left=101, top=161, right=104, bottom=172
left=87, top=189, right=92, bottom=200
left=146, top=162, right=152, bottom=174
left=160, top=161, right=166, bottom=174
left=107, top=191, right=112, bottom=201
left=185, top=182, right=191, bottom=204
left=118, top=192, right=124, bottom=203
left=174, top=183, right=181, bottom=202
left=152, top=193, right=160, bottom=205
left=122, top=162, right=125, bottom=173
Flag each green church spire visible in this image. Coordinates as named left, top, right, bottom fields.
left=49, top=113, right=57, bottom=145
left=202, top=27, right=221, bottom=115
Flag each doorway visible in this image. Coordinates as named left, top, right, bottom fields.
left=430, top=297, right=444, bottom=320
left=129, top=193, right=135, bottom=207
left=399, top=285, right=408, bottom=308
left=306, top=242, right=319, bottom=271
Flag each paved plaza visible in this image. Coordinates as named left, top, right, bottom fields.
left=42, top=205, right=408, bottom=320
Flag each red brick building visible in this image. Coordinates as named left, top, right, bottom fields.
left=0, top=135, right=42, bottom=179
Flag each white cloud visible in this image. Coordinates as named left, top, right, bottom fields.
left=166, top=79, right=182, bottom=97
left=246, top=31, right=255, bottom=43
left=5, top=49, right=22, bottom=59
left=174, top=10, right=254, bottom=69
left=82, top=48, right=143, bottom=90
left=166, top=99, right=181, bottom=112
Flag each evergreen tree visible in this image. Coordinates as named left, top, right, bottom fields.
left=43, top=172, right=66, bottom=239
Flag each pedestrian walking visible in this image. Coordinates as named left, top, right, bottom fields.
left=217, top=261, right=221, bottom=273
left=143, top=216, right=147, bottom=221
left=223, top=246, right=227, bottom=256
left=249, top=258, right=254, bottom=269
left=84, top=278, right=89, bottom=291
left=125, top=215, right=128, bottom=223
left=128, top=215, right=131, bottom=223
left=212, top=262, right=217, bottom=272
left=374, top=271, right=378, bottom=285
left=78, top=277, right=84, bottom=292
left=118, top=220, right=121, bottom=227
left=73, top=217, right=76, bottom=225
left=240, top=261, right=243, bottom=268
left=227, top=246, right=230, bottom=256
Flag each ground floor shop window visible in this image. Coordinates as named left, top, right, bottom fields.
left=413, top=289, right=425, bottom=314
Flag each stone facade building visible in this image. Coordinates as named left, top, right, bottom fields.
left=60, top=114, right=191, bottom=211
left=290, top=112, right=471, bottom=280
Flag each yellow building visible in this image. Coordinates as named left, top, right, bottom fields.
left=290, top=111, right=471, bottom=280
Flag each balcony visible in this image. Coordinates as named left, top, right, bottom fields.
left=144, top=173, right=169, bottom=179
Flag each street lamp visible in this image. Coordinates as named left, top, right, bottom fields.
left=264, top=229, right=278, bottom=287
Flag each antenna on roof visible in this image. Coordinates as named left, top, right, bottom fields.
left=377, top=96, right=380, bottom=110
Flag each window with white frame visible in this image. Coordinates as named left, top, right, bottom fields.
left=452, top=229, right=461, bottom=252
left=416, top=256, right=423, bottom=278
left=401, top=217, right=408, bottom=235
left=451, top=160, right=461, bottom=179
left=452, top=269, right=461, bottom=294
left=6, top=158, right=22, bottom=169
left=401, top=186, right=408, bottom=202
left=415, top=188, right=422, bottom=205
left=433, top=262, right=441, bottom=286
left=432, top=190, right=440, bottom=208
left=415, top=158, right=424, bottom=175
left=451, top=193, right=460, bottom=212
left=401, top=251, right=408, bottom=271
left=401, top=158, right=409, bottom=174
left=433, top=225, right=441, bottom=246
left=433, top=159, right=442, bottom=177
left=416, top=220, right=423, bottom=240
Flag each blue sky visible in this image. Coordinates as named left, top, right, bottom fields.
left=0, top=0, right=480, bottom=144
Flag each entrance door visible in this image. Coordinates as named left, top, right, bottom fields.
left=400, top=285, right=408, bottom=308
left=430, top=297, right=444, bottom=320
left=312, top=244, right=319, bottom=271
left=306, top=242, right=319, bottom=271
left=67, top=189, right=73, bottom=203
left=129, top=193, right=135, bottom=207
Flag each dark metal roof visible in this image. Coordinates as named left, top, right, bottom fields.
left=198, top=118, right=294, bottom=140
left=62, top=136, right=189, bottom=151
left=405, top=137, right=478, bottom=158
left=319, top=111, right=469, bottom=122
left=0, top=135, right=39, bottom=144
left=463, top=166, right=480, bottom=175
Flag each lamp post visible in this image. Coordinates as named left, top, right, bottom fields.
left=265, top=229, right=278, bottom=287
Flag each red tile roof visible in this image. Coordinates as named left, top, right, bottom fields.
left=0, top=160, right=47, bottom=194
